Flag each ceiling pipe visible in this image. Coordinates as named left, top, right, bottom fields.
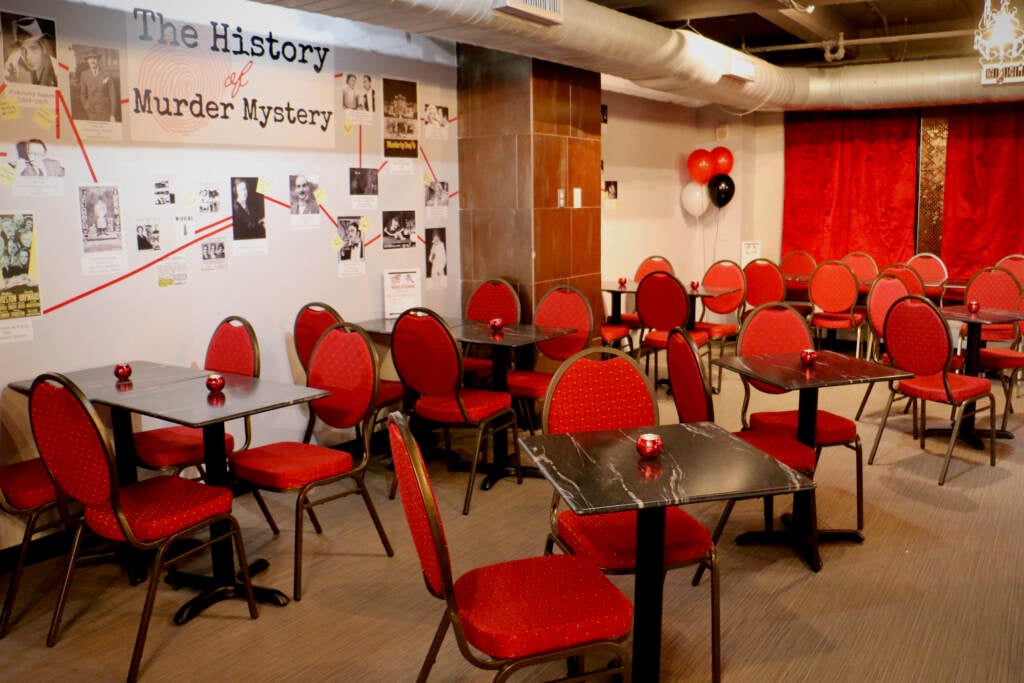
left=747, top=29, right=976, bottom=54
left=260, top=0, right=1024, bottom=111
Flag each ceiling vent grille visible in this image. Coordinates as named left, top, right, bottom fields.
left=493, top=0, right=563, bottom=26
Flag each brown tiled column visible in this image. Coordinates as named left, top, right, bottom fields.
left=458, top=46, right=602, bottom=326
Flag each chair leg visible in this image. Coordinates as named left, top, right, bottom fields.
left=294, top=490, right=307, bottom=601
left=708, top=545, right=721, bottom=683
left=867, top=390, right=897, bottom=466
left=356, top=473, right=395, bottom=556
left=229, top=518, right=260, bottom=620
left=693, top=499, right=734, bottom=586
left=462, top=428, right=489, bottom=515
left=919, top=400, right=928, bottom=448
left=128, top=543, right=171, bottom=683
left=0, top=507, right=45, bottom=638
left=987, top=394, right=997, bottom=468
left=306, top=497, right=324, bottom=534
left=417, top=610, right=452, bottom=683
left=853, top=437, right=864, bottom=530
left=388, top=472, right=398, bottom=500
left=938, top=404, right=966, bottom=485
left=855, top=382, right=874, bottom=421
left=47, top=521, right=85, bottom=647
left=252, top=489, right=280, bottom=535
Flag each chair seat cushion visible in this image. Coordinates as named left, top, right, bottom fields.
left=415, top=389, right=512, bottom=423
left=811, top=312, right=865, bottom=329
left=619, top=312, right=642, bottom=329
left=0, top=458, right=57, bottom=510
left=555, top=507, right=711, bottom=571
left=693, top=321, right=737, bottom=339
left=600, top=324, right=630, bottom=344
left=979, top=347, right=1024, bottom=370
left=230, top=442, right=353, bottom=490
left=897, top=373, right=991, bottom=403
left=960, top=322, right=1015, bottom=342
left=734, top=428, right=818, bottom=473
left=462, top=356, right=493, bottom=377
left=375, top=379, right=405, bottom=408
left=453, top=554, right=633, bottom=660
left=134, top=426, right=235, bottom=469
left=749, top=410, right=857, bottom=446
left=506, top=370, right=553, bottom=400
left=644, top=329, right=709, bottom=349
left=85, top=476, right=233, bottom=542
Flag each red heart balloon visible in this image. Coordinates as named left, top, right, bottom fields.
left=711, top=146, right=734, bottom=176
left=687, top=149, right=713, bottom=185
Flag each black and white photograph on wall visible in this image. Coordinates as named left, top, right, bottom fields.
left=152, top=179, right=175, bottom=205
left=134, top=220, right=160, bottom=251
left=422, top=104, right=448, bottom=140
left=9, top=137, right=65, bottom=197
left=0, top=212, right=41, bottom=320
left=424, top=227, right=447, bottom=291
left=382, top=209, right=415, bottom=250
left=200, top=237, right=227, bottom=271
left=1, top=13, right=58, bottom=89
left=69, top=44, right=122, bottom=140
left=289, top=174, right=320, bottom=229
left=230, top=177, right=266, bottom=241
left=382, top=78, right=418, bottom=161
left=79, top=186, right=122, bottom=251
left=425, top=180, right=449, bottom=221
left=340, top=73, right=376, bottom=126
left=197, top=182, right=220, bottom=213
left=337, top=216, right=366, bottom=278
left=605, top=180, right=618, bottom=201
left=350, top=167, right=378, bottom=210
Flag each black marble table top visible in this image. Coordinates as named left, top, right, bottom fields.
left=356, top=316, right=574, bottom=349
left=713, top=350, right=910, bottom=392
left=602, top=279, right=638, bottom=293
left=7, top=360, right=207, bottom=396
left=519, top=422, right=814, bottom=515
left=939, top=305, right=1024, bottom=325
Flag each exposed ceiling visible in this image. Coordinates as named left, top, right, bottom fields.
left=592, top=0, right=987, bottom=68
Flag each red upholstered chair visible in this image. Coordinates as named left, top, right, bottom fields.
left=506, top=285, right=593, bottom=432
left=29, top=373, right=257, bottom=683
left=855, top=275, right=912, bottom=421
left=867, top=296, right=996, bottom=485
left=809, top=260, right=866, bottom=357
left=877, top=263, right=925, bottom=296
left=741, top=258, right=786, bottom=320
left=841, top=250, right=879, bottom=295
left=960, top=266, right=1022, bottom=348
left=694, top=259, right=746, bottom=393
left=636, top=271, right=709, bottom=386
left=293, top=301, right=342, bottom=373
left=616, top=254, right=675, bottom=332
left=387, top=412, right=632, bottom=682
left=542, top=345, right=719, bottom=680
left=391, top=307, right=520, bottom=515
left=780, top=250, right=816, bottom=312
left=133, top=316, right=258, bottom=476
left=907, top=252, right=950, bottom=303
left=0, top=456, right=60, bottom=638
left=229, top=323, right=394, bottom=600
left=996, top=254, right=1024, bottom=293
left=979, top=294, right=1024, bottom=431
left=737, top=303, right=866, bottom=529
left=463, top=278, right=521, bottom=382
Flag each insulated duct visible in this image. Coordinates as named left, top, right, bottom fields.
left=261, top=0, right=1024, bottom=110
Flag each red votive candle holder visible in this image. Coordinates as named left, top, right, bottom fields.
left=967, top=300, right=980, bottom=314
left=800, top=349, right=818, bottom=366
left=114, top=362, right=132, bottom=382
left=636, top=433, right=663, bottom=459
left=206, top=373, right=226, bottom=393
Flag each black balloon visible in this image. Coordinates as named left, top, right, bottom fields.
left=709, top=174, right=735, bottom=208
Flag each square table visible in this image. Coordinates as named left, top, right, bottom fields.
left=713, top=350, right=911, bottom=546
left=10, top=362, right=328, bottom=624
left=520, top=422, right=814, bottom=683
left=602, top=279, right=638, bottom=326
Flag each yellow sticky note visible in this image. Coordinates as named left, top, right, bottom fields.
left=0, top=97, right=20, bottom=120
left=33, top=106, right=56, bottom=130
left=423, top=171, right=434, bottom=186
left=256, top=177, right=270, bottom=195
left=358, top=216, right=370, bottom=233
left=313, top=186, right=326, bottom=203
left=330, top=233, right=344, bottom=251
left=343, top=120, right=355, bottom=135
left=0, top=163, right=17, bottom=188
left=180, top=194, right=196, bottom=207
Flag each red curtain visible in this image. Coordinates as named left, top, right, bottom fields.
left=782, top=110, right=919, bottom=266
left=941, top=103, right=1024, bottom=278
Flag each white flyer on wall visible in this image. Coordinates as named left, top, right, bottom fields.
left=383, top=268, right=421, bottom=318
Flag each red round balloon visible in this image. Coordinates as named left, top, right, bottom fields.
left=711, top=146, right=734, bottom=175
left=687, top=149, right=713, bottom=185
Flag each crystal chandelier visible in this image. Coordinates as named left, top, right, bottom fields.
left=974, top=0, right=1024, bottom=65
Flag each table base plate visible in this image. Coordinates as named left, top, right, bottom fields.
left=167, top=558, right=288, bottom=625
left=923, top=427, right=1011, bottom=450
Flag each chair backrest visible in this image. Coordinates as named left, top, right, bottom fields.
left=780, top=250, right=816, bottom=278
left=877, top=263, right=925, bottom=296
left=809, top=260, right=859, bottom=314
left=29, top=373, right=116, bottom=511
left=542, top=347, right=656, bottom=435
left=635, top=271, right=688, bottom=331
left=996, top=254, right=1024, bottom=285
left=391, top=308, right=461, bottom=397
left=742, top=258, right=786, bottom=310
left=906, top=252, right=948, bottom=286
left=866, top=274, right=911, bottom=338
left=737, top=303, right=814, bottom=395
left=700, top=259, right=746, bottom=315
left=293, top=302, right=343, bottom=372
left=534, top=285, right=594, bottom=361
left=666, top=328, right=714, bottom=423
left=884, top=295, right=954, bottom=379
left=307, top=323, right=379, bottom=433
left=466, top=278, right=520, bottom=324
left=205, top=315, right=260, bottom=377
left=965, top=266, right=1022, bottom=310
left=634, top=255, right=674, bottom=281
left=388, top=412, right=454, bottom=601
left=841, top=251, right=879, bottom=283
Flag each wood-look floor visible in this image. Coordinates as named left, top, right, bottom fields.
left=2, top=370, right=1022, bottom=681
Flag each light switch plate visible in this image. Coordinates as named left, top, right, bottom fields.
left=557, top=188, right=565, bottom=207
left=573, top=187, right=582, bottom=208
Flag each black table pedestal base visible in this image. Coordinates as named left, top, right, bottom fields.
left=480, top=465, right=542, bottom=490
left=923, top=427, right=1011, bottom=450
left=734, top=528, right=823, bottom=573
left=168, top=558, right=288, bottom=625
